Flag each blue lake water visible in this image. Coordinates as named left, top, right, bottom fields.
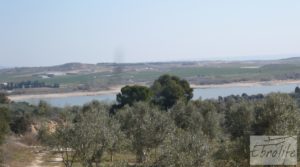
left=18, top=83, right=300, bottom=107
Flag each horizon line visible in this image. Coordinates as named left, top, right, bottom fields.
left=2, top=55, right=300, bottom=69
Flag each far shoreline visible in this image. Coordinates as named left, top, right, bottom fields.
left=8, top=79, right=300, bottom=101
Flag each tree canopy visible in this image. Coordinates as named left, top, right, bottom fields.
left=116, top=85, right=152, bottom=107
left=151, top=74, right=193, bottom=109
left=117, top=102, right=174, bottom=163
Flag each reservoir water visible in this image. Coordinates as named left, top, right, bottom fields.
left=17, top=83, right=300, bottom=107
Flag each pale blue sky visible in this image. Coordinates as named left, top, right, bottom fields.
left=0, top=0, right=300, bottom=67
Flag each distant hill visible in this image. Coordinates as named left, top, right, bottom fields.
left=50, top=63, right=97, bottom=71
left=1, top=57, right=300, bottom=74
left=0, top=62, right=100, bottom=74
left=278, top=57, right=300, bottom=64
left=0, top=66, right=10, bottom=69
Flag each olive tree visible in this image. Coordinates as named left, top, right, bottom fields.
left=74, top=104, right=125, bottom=167
left=53, top=103, right=125, bottom=167
left=156, top=130, right=210, bottom=167
left=117, top=102, right=174, bottom=163
left=254, top=93, right=300, bottom=135
left=222, top=101, right=255, bottom=165
left=106, top=117, right=127, bottom=162
left=170, top=101, right=203, bottom=131
left=54, top=123, right=78, bottom=167
left=194, top=100, right=221, bottom=140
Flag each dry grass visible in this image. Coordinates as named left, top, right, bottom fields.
left=1, top=136, right=35, bottom=167
left=39, top=151, right=63, bottom=167
left=19, top=132, right=39, bottom=146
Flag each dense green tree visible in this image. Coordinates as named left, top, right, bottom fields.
left=8, top=102, right=39, bottom=135
left=116, top=85, right=152, bottom=107
left=151, top=74, right=193, bottom=109
left=9, top=114, right=31, bottom=134
left=295, top=86, right=300, bottom=94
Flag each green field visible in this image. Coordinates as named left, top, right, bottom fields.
left=2, top=61, right=300, bottom=93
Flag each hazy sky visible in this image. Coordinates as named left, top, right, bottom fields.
left=0, top=0, right=300, bottom=67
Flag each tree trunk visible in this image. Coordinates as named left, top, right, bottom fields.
left=110, top=151, right=113, bottom=162
left=136, top=148, right=145, bottom=163
left=95, top=161, right=99, bottom=167
left=154, top=147, right=157, bottom=162
left=86, top=161, right=93, bottom=167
